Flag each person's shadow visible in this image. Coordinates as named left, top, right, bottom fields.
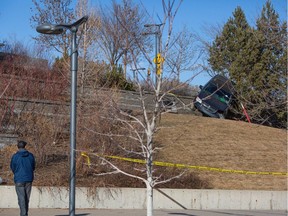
left=169, top=213, right=196, bottom=216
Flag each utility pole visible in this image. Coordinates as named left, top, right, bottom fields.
left=143, top=23, right=163, bottom=86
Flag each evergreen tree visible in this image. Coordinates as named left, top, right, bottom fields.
left=254, top=0, right=287, bottom=127
left=208, top=7, right=251, bottom=78
left=208, top=1, right=287, bottom=127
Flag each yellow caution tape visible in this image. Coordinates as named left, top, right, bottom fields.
left=102, top=155, right=288, bottom=176
left=80, top=153, right=287, bottom=176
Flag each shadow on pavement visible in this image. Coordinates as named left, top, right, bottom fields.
left=55, top=214, right=90, bottom=216
left=169, top=213, right=196, bottom=216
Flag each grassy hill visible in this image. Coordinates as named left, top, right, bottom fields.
left=155, top=114, right=287, bottom=190
left=1, top=113, right=286, bottom=190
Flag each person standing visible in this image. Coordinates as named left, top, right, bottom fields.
left=10, top=140, right=36, bottom=216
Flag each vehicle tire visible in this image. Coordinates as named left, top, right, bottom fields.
left=193, top=109, right=203, bottom=117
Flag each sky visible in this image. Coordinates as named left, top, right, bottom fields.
left=0, top=0, right=287, bottom=85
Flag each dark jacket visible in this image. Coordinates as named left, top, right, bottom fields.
left=10, top=149, right=35, bottom=183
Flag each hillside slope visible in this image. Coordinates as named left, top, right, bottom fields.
left=1, top=113, right=286, bottom=190
left=155, top=114, right=287, bottom=190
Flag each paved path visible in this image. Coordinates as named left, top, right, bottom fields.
left=0, top=209, right=287, bottom=216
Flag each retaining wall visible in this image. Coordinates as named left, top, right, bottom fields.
left=0, top=134, right=18, bottom=149
left=0, top=186, right=286, bottom=210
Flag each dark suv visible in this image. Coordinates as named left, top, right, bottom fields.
left=193, top=75, right=234, bottom=119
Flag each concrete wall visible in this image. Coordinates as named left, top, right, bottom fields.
left=0, top=186, right=286, bottom=210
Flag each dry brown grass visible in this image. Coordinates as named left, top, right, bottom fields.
left=155, top=113, right=287, bottom=190
left=1, top=113, right=286, bottom=190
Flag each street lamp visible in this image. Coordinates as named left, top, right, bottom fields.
left=36, top=16, right=88, bottom=216
left=143, top=23, right=163, bottom=85
left=131, top=67, right=146, bottom=80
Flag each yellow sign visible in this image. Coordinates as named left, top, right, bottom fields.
left=153, top=53, right=164, bottom=64
left=153, top=53, right=164, bottom=75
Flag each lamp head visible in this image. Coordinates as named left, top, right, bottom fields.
left=36, top=16, right=88, bottom=35
left=36, top=24, right=64, bottom=35
left=144, top=23, right=163, bottom=27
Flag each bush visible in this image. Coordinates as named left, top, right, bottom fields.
left=99, top=65, right=134, bottom=91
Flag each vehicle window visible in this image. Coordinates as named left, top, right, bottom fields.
left=204, top=83, right=231, bottom=104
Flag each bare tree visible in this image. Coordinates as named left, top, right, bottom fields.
left=31, top=0, right=75, bottom=55
left=76, top=2, right=193, bottom=216
left=114, top=0, right=149, bottom=78
left=31, top=0, right=105, bottom=94
left=75, top=0, right=101, bottom=93
left=0, top=41, right=68, bottom=164
left=95, top=0, right=149, bottom=71
left=30, top=0, right=76, bottom=84
left=165, top=26, right=203, bottom=82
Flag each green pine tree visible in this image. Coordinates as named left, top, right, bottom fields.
left=254, top=0, right=287, bottom=127
left=208, top=1, right=287, bottom=128
left=208, top=7, right=251, bottom=78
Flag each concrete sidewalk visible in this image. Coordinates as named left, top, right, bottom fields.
left=0, top=209, right=287, bottom=216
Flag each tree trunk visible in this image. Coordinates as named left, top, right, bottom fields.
left=146, top=132, right=154, bottom=216
left=146, top=179, right=153, bottom=216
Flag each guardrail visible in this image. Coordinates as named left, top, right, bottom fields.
left=0, top=89, right=196, bottom=116
left=0, top=134, right=18, bottom=149
left=0, top=89, right=197, bottom=146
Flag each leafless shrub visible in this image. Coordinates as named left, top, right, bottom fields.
left=0, top=41, right=69, bottom=168
left=16, top=110, right=68, bottom=165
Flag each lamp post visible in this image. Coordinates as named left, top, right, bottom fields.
left=131, top=67, right=146, bottom=80
left=36, top=16, right=88, bottom=216
left=143, top=24, right=163, bottom=85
